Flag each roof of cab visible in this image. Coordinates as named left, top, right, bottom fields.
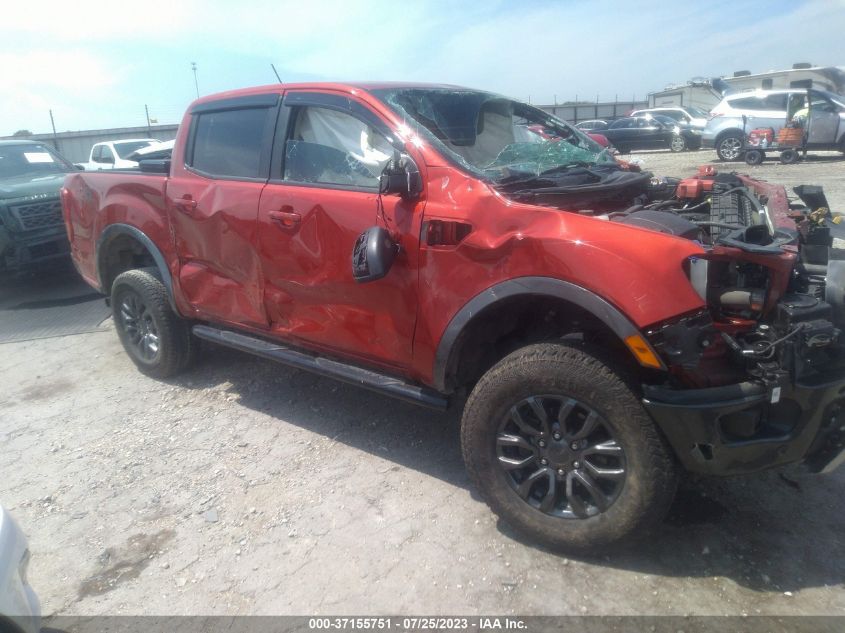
left=188, top=81, right=470, bottom=109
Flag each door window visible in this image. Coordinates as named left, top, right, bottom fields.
left=609, top=118, right=635, bottom=129
left=729, top=96, right=766, bottom=111
left=93, top=145, right=113, bottom=163
left=762, top=94, right=788, bottom=110
left=284, top=106, right=393, bottom=188
left=189, top=107, right=271, bottom=178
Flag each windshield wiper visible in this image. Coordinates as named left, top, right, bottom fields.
left=538, top=161, right=596, bottom=176
left=494, top=174, right=556, bottom=189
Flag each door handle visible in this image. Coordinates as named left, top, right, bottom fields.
left=268, top=208, right=301, bottom=228
left=176, top=194, right=197, bottom=212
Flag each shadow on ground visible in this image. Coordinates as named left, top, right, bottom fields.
left=0, top=259, right=93, bottom=310
left=170, top=343, right=845, bottom=596
left=0, top=260, right=109, bottom=343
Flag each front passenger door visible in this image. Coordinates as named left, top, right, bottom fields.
left=257, top=92, right=423, bottom=369
left=807, top=93, right=841, bottom=145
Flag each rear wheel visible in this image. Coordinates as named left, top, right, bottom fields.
left=716, top=132, right=744, bottom=161
left=780, top=148, right=800, bottom=164
left=111, top=268, right=197, bottom=378
left=670, top=135, right=687, bottom=152
left=461, top=342, right=678, bottom=553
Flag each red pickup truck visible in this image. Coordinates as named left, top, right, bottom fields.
left=62, top=82, right=845, bottom=552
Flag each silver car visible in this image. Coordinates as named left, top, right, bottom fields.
left=574, top=119, right=608, bottom=131
left=703, top=88, right=845, bottom=160
left=0, top=507, right=40, bottom=633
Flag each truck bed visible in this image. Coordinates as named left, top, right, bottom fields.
left=62, top=171, right=172, bottom=292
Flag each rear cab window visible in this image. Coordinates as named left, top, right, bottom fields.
left=185, top=94, right=279, bottom=180
left=189, top=109, right=270, bottom=178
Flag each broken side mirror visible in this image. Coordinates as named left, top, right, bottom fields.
left=379, top=152, right=423, bottom=200
left=352, top=226, right=398, bottom=283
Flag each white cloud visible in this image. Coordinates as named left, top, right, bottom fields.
left=2, top=0, right=844, bottom=132
left=2, top=1, right=194, bottom=40
left=0, top=50, right=129, bottom=132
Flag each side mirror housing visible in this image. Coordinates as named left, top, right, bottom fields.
left=352, top=226, right=398, bottom=283
left=379, top=152, right=423, bottom=199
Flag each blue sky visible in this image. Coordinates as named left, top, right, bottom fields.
left=2, top=0, right=843, bottom=135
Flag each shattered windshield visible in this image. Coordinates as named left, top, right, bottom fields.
left=371, top=87, right=616, bottom=182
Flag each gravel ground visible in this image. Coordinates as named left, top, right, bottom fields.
left=2, top=150, right=845, bottom=617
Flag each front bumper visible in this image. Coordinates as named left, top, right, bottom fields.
left=643, top=372, right=845, bottom=475
left=0, top=226, right=70, bottom=271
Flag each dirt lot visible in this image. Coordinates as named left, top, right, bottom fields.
left=2, top=149, right=845, bottom=617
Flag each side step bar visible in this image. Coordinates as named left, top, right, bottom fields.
left=192, top=325, right=449, bottom=410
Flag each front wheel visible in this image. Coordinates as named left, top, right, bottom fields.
left=716, top=132, right=744, bottom=161
left=780, top=148, right=800, bottom=164
left=111, top=268, right=197, bottom=378
left=461, top=342, right=678, bottom=553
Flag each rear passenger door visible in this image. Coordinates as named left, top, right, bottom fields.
left=166, top=94, right=279, bottom=329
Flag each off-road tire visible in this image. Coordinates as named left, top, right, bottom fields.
left=111, top=268, right=197, bottom=378
left=461, top=342, right=678, bottom=553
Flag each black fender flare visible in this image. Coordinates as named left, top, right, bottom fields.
left=432, top=276, right=654, bottom=393
left=96, top=223, right=177, bottom=312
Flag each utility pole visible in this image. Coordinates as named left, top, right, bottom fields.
left=145, top=104, right=153, bottom=137
left=191, top=62, right=199, bottom=99
left=49, top=109, right=60, bottom=153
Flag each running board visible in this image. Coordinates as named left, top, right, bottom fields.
left=192, top=325, right=448, bottom=410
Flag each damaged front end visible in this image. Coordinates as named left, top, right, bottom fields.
left=491, top=161, right=845, bottom=476
left=623, top=171, right=845, bottom=475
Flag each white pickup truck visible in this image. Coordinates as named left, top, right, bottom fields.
left=79, top=138, right=158, bottom=170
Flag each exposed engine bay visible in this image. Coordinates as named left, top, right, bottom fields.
left=500, top=165, right=845, bottom=393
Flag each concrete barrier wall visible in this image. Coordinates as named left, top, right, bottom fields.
left=1, top=124, right=179, bottom=163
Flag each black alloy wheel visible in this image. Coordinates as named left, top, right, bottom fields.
left=117, top=290, right=161, bottom=363
left=460, top=342, right=679, bottom=552
left=111, top=268, right=197, bottom=378
left=496, top=395, right=626, bottom=518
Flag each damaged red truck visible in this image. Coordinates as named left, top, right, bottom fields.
left=61, top=83, right=845, bottom=552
